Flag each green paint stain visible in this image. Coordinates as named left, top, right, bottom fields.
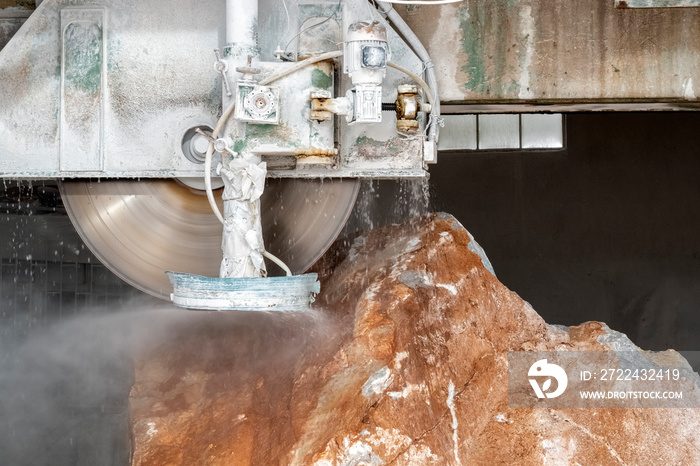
left=248, top=124, right=275, bottom=136
left=311, top=68, right=332, bottom=90
left=233, top=140, right=246, bottom=153
left=64, top=22, right=102, bottom=94
left=244, top=123, right=301, bottom=150
left=491, top=6, right=507, bottom=95
left=355, top=135, right=383, bottom=147
left=459, top=5, right=487, bottom=94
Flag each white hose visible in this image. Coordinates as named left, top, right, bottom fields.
left=204, top=101, right=293, bottom=276
left=376, top=1, right=441, bottom=143
left=263, top=250, right=293, bottom=276
left=260, top=50, right=343, bottom=86
left=204, top=101, right=235, bottom=224
left=387, top=61, right=435, bottom=106
left=259, top=49, right=434, bottom=123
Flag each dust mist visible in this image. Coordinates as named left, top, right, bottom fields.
left=0, top=297, right=343, bottom=465
left=0, top=178, right=431, bottom=465
left=341, top=178, right=431, bottom=239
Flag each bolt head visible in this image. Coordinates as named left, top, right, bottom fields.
left=214, top=138, right=230, bottom=153
left=214, top=61, right=228, bottom=73
left=190, top=133, right=210, bottom=156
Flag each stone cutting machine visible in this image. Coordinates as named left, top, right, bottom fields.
left=0, top=0, right=443, bottom=309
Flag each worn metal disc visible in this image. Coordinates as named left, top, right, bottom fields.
left=59, top=178, right=359, bottom=300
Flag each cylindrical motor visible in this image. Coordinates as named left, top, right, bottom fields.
left=344, top=21, right=389, bottom=86
left=343, top=21, right=389, bottom=124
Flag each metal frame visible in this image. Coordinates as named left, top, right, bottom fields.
left=0, top=0, right=429, bottom=180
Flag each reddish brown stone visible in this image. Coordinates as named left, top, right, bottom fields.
left=130, top=213, right=700, bottom=465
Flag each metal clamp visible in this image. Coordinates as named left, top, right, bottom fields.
left=195, top=128, right=237, bottom=157
left=214, top=49, right=232, bottom=97
left=395, top=84, right=421, bottom=132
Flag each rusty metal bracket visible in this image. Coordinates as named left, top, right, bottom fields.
left=395, top=84, right=421, bottom=132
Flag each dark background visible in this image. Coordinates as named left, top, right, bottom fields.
left=429, top=112, right=700, bottom=354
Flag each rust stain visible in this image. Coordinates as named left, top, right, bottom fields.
left=347, top=135, right=422, bottom=171
left=399, top=0, right=700, bottom=102
left=0, top=0, right=34, bottom=8
left=293, top=147, right=337, bottom=157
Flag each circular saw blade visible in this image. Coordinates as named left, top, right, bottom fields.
left=59, top=178, right=359, bottom=300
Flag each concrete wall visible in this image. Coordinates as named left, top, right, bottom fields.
left=401, top=0, right=700, bottom=107
left=0, top=1, right=33, bottom=49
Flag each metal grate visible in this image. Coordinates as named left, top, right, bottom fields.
left=0, top=181, right=143, bottom=343
left=0, top=258, right=136, bottom=316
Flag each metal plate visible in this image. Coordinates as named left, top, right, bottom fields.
left=59, top=178, right=359, bottom=300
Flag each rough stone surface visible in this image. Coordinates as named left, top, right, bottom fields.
left=130, top=213, right=700, bottom=465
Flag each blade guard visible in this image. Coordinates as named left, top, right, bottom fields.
left=166, top=272, right=320, bottom=311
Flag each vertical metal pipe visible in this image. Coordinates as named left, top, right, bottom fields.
left=226, top=0, right=259, bottom=60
